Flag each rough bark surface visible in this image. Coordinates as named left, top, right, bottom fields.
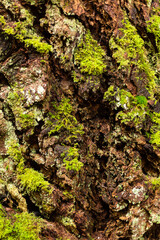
left=0, top=0, right=160, bottom=239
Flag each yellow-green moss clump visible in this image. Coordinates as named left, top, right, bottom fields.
left=151, top=177, right=160, bottom=189
left=74, top=30, right=106, bottom=76
left=146, top=8, right=160, bottom=85
left=18, top=168, right=51, bottom=194
left=147, top=10, right=160, bottom=52
left=0, top=204, right=42, bottom=240
left=6, top=136, right=25, bottom=173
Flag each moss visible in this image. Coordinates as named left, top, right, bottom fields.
left=18, top=168, right=51, bottom=194
left=61, top=217, right=76, bottom=228
left=63, top=190, right=74, bottom=200
left=104, top=86, right=149, bottom=129
left=103, top=85, right=116, bottom=104
left=18, top=112, right=35, bottom=128
left=74, top=30, right=106, bottom=76
left=6, top=137, right=25, bottom=172
left=51, top=0, right=60, bottom=5
left=135, top=96, right=148, bottom=106
left=47, top=98, right=84, bottom=171
left=48, top=98, right=84, bottom=142
left=24, top=0, right=45, bottom=5
left=0, top=11, right=53, bottom=54
left=7, top=138, right=24, bottom=163
left=104, top=86, right=160, bottom=149
left=150, top=177, right=160, bottom=188
left=6, top=137, right=51, bottom=194
left=61, top=145, right=83, bottom=171
left=109, top=17, right=157, bottom=96
left=147, top=11, right=160, bottom=52
left=149, top=112, right=160, bottom=148
left=56, top=238, right=70, bottom=240
left=0, top=204, right=42, bottom=240
left=24, top=38, right=53, bottom=54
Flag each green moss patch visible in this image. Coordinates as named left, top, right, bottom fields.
left=61, top=145, right=83, bottom=171
left=74, top=30, right=106, bottom=76
left=0, top=205, right=42, bottom=240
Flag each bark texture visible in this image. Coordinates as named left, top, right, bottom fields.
left=0, top=0, right=160, bottom=239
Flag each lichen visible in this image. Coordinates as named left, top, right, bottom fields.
left=7, top=88, right=43, bottom=130
left=7, top=183, right=27, bottom=212
left=45, top=3, right=84, bottom=70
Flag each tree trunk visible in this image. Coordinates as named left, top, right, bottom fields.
left=0, top=0, right=160, bottom=239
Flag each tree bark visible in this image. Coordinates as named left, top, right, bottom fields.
left=0, top=0, right=160, bottom=239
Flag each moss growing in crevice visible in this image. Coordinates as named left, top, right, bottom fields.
left=6, top=134, right=51, bottom=195
left=72, top=30, right=106, bottom=92
left=150, top=177, right=160, bottom=189
left=149, top=112, right=160, bottom=148
left=147, top=9, right=160, bottom=53
left=6, top=137, right=25, bottom=172
left=146, top=8, right=160, bottom=85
